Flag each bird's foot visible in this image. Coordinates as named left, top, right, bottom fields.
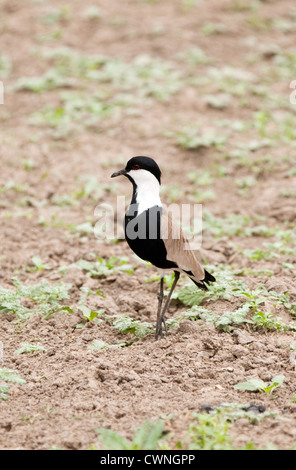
left=155, top=317, right=168, bottom=341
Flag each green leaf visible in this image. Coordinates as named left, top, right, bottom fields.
left=234, top=378, right=267, bottom=392
left=132, top=420, right=164, bottom=450
left=15, top=343, right=46, bottom=355
left=266, top=374, right=285, bottom=394
left=31, top=255, right=51, bottom=271
left=88, top=340, right=110, bottom=351
left=0, top=368, right=26, bottom=385
left=74, top=256, right=134, bottom=278
left=0, top=384, right=10, bottom=401
left=96, top=428, right=131, bottom=450
left=96, top=420, right=165, bottom=450
left=78, top=304, right=102, bottom=321
left=113, top=316, right=153, bottom=337
left=234, top=375, right=285, bottom=394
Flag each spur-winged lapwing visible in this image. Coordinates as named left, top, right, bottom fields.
left=111, top=156, right=215, bottom=340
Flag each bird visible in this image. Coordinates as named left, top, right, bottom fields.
left=111, top=156, right=215, bottom=340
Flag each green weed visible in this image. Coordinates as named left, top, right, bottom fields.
left=15, top=342, right=46, bottom=355
left=26, top=256, right=52, bottom=272
left=242, top=248, right=278, bottom=261
left=204, top=93, right=232, bottom=109
left=177, top=46, right=211, bottom=66
left=112, top=315, right=153, bottom=338
left=17, top=49, right=185, bottom=137
left=88, top=339, right=128, bottom=351
left=39, top=5, right=71, bottom=25
left=73, top=175, right=117, bottom=201
left=0, top=181, right=28, bottom=194
left=183, top=303, right=252, bottom=333
left=0, top=54, right=12, bottom=78
left=176, top=125, right=226, bottom=150
left=77, top=287, right=105, bottom=323
left=74, top=255, right=134, bottom=278
left=0, top=277, right=72, bottom=320
left=96, top=420, right=165, bottom=450
left=176, top=265, right=296, bottom=332
left=202, top=210, right=251, bottom=237
left=188, top=411, right=234, bottom=450
left=175, top=265, right=246, bottom=306
left=201, top=22, right=227, bottom=36
left=234, top=375, right=285, bottom=394
left=0, top=368, right=26, bottom=401
left=83, top=6, right=103, bottom=20
left=14, top=70, right=74, bottom=92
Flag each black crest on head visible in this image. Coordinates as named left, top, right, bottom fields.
left=125, top=156, right=161, bottom=184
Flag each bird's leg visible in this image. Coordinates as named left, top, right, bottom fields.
left=155, top=276, right=164, bottom=340
left=155, top=271, right=180, bottom=340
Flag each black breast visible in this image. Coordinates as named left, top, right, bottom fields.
left=124, top=205, right=177, bottom=270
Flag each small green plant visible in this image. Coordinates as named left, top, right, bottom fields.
left=204, top=93, right=232, bottom=109
left=190, top=188, right=216, bottom=203
left=74, top=221, right=94, bottom=234
left=77, top=287, right=105, bottom=322
left=188, top=170, right=213, bottom=186
left=88, top=339, right=128, bottom=350
left=241, top=288, right=266, bottom=311
left=175, top=264, right=296, bottom=333
left=113, top=315, right=153, bottom=338
left=0, top=54, right=12, bottom=78
left=242, top=248, right=278, bottom=261
left=201, top=22, right=227, bottom=35
left=96, top=420, right=165, bottom=450
left=236, top=175, right=257, bottom=195
left=206, top=402, right=275, bottom=425
left=26, top=256, right=52, bottom=272
left=178, top=46, right=211, bottom=66
left=143, top=272, right=176, bottom=288
left=78, top=304, right=105, bottom=322
left=0, top=277, right=72, bottom=320
left=74, top=175, right=117, bottom=201
left=88, top=339, right=110, bottom=351
left=22, top=158, right=36, bottom=171
left=40, top=5, right=71, bottom=24
left=15, top=342, right=46, bottom=355
left=83, top=6, right=103, bottom=20
left=234, top=375, right=285, bottom=394
left=252, top=311, right=285, bottom=331
left=74, top=255, right=134, bottom=278
left=176, top=125, right=226, bottom=150
left=184, top=303, right=252, bottom=332
left=14, top=70, right=73, bottom=93
left=0, top=368, right=26, bottom=401
left=188, top=411, right=234, bottom=450
left=175, top=265, right=246, bottom=306
left=243, top=288, right=296, bottom=328
left=0, top=181, right=28, bottom=194
left=23, top=50, right=185, bottom=138
left=202, top=210, right=251, bottom=237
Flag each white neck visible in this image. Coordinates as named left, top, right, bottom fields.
left=129, top=169, right=162, bottom=215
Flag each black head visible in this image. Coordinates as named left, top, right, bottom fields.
left=111, top=156, right=161, bottom=184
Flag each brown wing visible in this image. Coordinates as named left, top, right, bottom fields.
left=161, top=208, right=205, bottom=282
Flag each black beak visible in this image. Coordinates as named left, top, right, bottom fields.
left=111, top=168, right=127, bottom=178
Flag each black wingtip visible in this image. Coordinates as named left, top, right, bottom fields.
left=184, top=268, right=216, bottom=291
left=193, top=270, right=216, bottom=291
left=194, top=281, right=209, bottom=291
left=204, top=269, right=216, bottom=284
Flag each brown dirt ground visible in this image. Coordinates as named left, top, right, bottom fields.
left=1, top=0, right=296, bottom=450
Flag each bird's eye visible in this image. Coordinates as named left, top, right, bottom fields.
left=132, top=164, right=140, bottom=170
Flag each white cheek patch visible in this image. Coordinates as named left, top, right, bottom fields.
left=128, top=169, right=162, bottom=215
